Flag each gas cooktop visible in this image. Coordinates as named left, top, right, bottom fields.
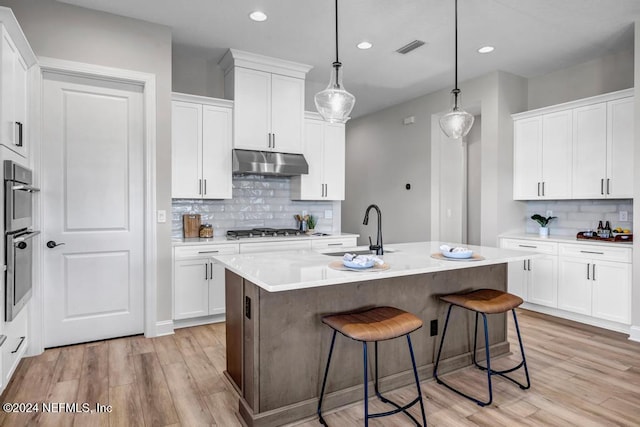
left=226, top=228, right=303, bottom=240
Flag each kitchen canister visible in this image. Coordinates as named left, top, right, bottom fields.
left=199, top=224, right=213, bottom=238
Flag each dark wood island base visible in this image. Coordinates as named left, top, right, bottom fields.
left=225, top=264, right=510, bottom=427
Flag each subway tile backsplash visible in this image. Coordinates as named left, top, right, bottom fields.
left=525, top=199, right=633, bottom=236
left=172, top=175, right=335, bottom=238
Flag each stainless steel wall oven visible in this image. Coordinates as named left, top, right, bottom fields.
left=4, top=160, right=39, bottom=321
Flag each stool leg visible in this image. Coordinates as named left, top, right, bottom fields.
left=407, top=335, right=428, bottom=426
left=434, top=304, right=454, bottom=381
left=317, top=330, right=337, bottom=426
left=373, top=341, right=391, bottom=404
left=363, top=341, right=369, bottom=427
left=512, top=309, right=531, bottom=390
left=480, top=312, right=493, bottom=406
left=472, top=311, right=480, bottom=368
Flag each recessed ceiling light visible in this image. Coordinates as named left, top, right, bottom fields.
left=357, top=41, right=373, bottom=50
left=249, top=11, right=267, bottom=22
left=477, top=46, right=494, bottom=54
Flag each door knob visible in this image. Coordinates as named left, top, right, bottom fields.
left=46, top=241, right=65, bottom=248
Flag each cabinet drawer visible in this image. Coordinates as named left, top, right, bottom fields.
left=559, top=243, right=631, bottom=263
left=3, top=305, right=28, bottom=386
left=175, top=243, right=239, bottom=260
left=240, top=240, right=311, bottom=254
left=311, top=237, right=357, bottom=250
left=500, top=239, right=557, bottom=255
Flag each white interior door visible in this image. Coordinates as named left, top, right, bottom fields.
left=42, top=72, right=144, bottom=348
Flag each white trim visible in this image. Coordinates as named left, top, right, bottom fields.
left=172, top=92, right=234, bottom=108
left=219, top=48, right=312, bottom=79
left=155, top=320, right=175, bottom=337
left=521, top=302, right=631, bottom=335
left=173, top=314, right=225, bottom=330
left=0, top=7, right=37, bottom=67
left=512, top=88, right=634, bottom=120
left=31, top=57, right=159, bottom=354
left=630, top=325, right=640, bottom=342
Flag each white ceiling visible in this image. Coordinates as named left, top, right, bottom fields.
left=58, top=0, right=640, bottom=118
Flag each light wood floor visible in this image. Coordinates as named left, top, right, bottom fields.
left=1, top=310, right=639, bottom=426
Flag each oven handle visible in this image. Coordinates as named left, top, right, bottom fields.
left=11, top=184, right=40, bottom=192
left=13, top=230, right=41, bottom=243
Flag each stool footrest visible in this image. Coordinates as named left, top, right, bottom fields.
left=368, top=394, right=422, bottom=425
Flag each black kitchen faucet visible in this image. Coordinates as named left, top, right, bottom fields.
left=363, top=204, right=383, bottom=255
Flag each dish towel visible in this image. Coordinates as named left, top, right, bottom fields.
left=343, top=253, right=384, bottom=266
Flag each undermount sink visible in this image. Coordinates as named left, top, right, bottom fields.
left=322, top=248, right=396, bottom=256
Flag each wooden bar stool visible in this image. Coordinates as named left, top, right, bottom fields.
left=433, top=289, right=531, bottom=406
left=317, top=306, right=427, bottom=426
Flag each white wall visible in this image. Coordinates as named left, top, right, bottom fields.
left=343, top=71, right=528, bottom=247
left=1, top=0, right=174, bottom=323
left=632, top=22, right=640, bottom=341
left=466, top=116, right=482, bottom=245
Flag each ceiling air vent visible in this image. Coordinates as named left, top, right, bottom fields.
left=396, top=40, right=426, bottom=54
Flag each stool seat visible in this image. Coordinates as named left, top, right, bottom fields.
left=440, top=289, right=523, bottom=314
left=322, top=306, right=423, bottom=342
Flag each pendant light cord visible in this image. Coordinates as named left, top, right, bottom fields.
left=454, top=0, right=458, bottom=91
left=335, top=0, right=339, bottom=64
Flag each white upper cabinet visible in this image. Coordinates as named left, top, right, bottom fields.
left=220, top=49, right=311, bottom=154
left=0, top=9, right=37, bottom=158
left=291, top=113, right=345, bottom=201
left=513, top=89, right=633, bottom=200
left=171, top=94, right=233, bottom=199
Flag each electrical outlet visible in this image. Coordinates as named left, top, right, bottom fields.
left=157, top=210, right=166, bottom=223
left=619, top=211, right=628, bottom=221
left=325, top=210, right=333, bottom=219
left=430, top=319, right=438, bottom=336
left=546, top=210, right=553, bottom=218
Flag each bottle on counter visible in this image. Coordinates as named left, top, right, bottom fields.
left=597, top=221, right=604, bottom=238
left=604, top=221, right=612, bottom=239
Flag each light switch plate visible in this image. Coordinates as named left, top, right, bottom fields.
left=325, top=210, right=333, bottom=219
left=157, top=210, right=167, bottom=223
left=619, top=211, right=628, bottom=221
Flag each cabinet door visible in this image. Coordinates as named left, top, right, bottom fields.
left=209, top=261, right=226, bottom=316
left=528, top=255, right=558, bottom=308
left=592, top=261, right=631, bottom=324
left=172, top=101, right=203, bottom=198
left=323, top=122, right=345, bottom=200
left=557, top=257, right=591, bottom=315
left=294, top=118, right=324, bottom=199
left=607, top=97, right=634, bottom=198
left=1, top=27, right=16, bottom=148
left=202, top=104, right=232, bottom=199
left=542, top=111, right=572, bottom=198
left=233, top=67, right=271, bottom=150
left=507, top=260, right=528, bottom=301
left=270, top=74, right=304, bottom=153
left=174, top=259, right=209, bottom=319
left=572, top=103, right=606, bottom=199
left=513, top=117, right=542, bottom=199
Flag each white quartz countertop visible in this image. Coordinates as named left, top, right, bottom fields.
left=212, top=241, right=538, bottom=292
left=172, top=233, right=359, bottom=246
left=499, top=233, right=633, bottom=248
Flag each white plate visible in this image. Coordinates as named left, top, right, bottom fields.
left=441, top=250, right=473, bottom=259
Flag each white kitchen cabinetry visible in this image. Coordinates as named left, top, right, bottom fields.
left=173, top=243, right=239, bottom=321
left=291, top=113, right=345, bottom=200
left=500, top=238, right=558, bottom=307
left=512, top=89, right=633, bottom=200
left=239, top=240, right=311, bottom=254
left=220, top=49, right=312, bottom=154
left=513, top=111, right=572, bottom=199
left=571, top=96, right=634, bottom=199
left=558, top=243, right=631, bottom=324
left=2, top=303, right=28, bottom=389
left=171, top=94, right=232, bottom=199
left=0, top=10, right=37, bottom=158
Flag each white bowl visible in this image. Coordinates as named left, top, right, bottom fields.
left=441, top=250, right=473, bottom=259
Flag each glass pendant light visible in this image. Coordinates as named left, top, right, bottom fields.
left=439, top=0, right=474, bottom=139
left=315, top=0, right=355, bottom=123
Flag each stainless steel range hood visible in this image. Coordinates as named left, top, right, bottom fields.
left=232, top=149, right=308, bottom=176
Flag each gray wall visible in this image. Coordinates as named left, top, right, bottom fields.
left=172, top=44, right=224, bottom=98
left=633, top=21, right=640, bottom=339
left=527, top=49, right=634, bottom=110
left=2, top=0, right=174, bottom=323
left=343, top=71, right=528, bottom=247
left=466, top=116, right=482, bottom=245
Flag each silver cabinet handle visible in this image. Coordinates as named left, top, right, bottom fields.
left=592, top=264, right=596, bottom=281
left=518, top=244, right=537, bottom=248
left=199, top=179, right=202, bottom=195
left=600, top=178, right=604, bottom=195
left=198, top=250, right=219, bottom=254
left=537, top=182, right=540, bottom=197
left=204, top=179, right=207, bottom=195
left=210, top=262, right=213, bottom=280
left=587, top=263, right=590, bottom=280
left=523, top=260, right=527, bottom=271
left=606, top=178, right=610, bottom=195
left=272, top=133, right=275, bottom=148
left=328, top=243, right=343, bottom=246
left=11, top=336, right=25, bottom=354
left=205, top=263, right=208, bottom=280
left=528, top=259, right=531, bottom=271
left=15, top=122, right=23, bottom=147
left=542, top=181, right=545, bottom=196
left=580, top=250, right=604, bottom=255
left=267, top=133, right=271, bottom=148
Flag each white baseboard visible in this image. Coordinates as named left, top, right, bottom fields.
left=173, top=314, right=226, bottom=329
left=154, top=320, right=175, bottom=337
left=629, top=325, right=640, bottom=342
left=521, top=302, right=630, bottom=335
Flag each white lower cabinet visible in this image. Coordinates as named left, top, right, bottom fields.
left=2, top=304, right=28, bottom=388
left=501, top=238, right=558, bottom=307
left=558, top=243, right=631, bottom=324
left=173, top=243, right=239, bottom=320
left=501, top=237, right=632, bottom=332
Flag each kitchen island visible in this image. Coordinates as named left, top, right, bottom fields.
left=213, top=242, right=535, bottom=427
